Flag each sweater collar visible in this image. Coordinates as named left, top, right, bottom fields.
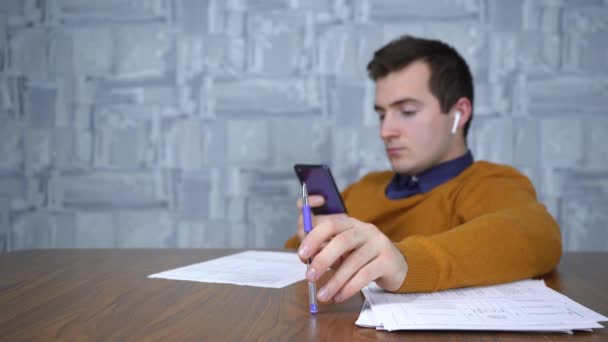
left=385, top=150, right=474, bottom=200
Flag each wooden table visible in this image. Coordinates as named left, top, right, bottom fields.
left=1, top=250, right=606, bottom=341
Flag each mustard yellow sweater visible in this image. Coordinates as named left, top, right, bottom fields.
left=285, top=161, right=562, bottom=293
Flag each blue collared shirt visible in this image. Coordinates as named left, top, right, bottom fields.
left=385, top=150, right=474, bottom=200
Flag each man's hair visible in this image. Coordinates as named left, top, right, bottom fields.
left=367, top=35, right=474, bottom=138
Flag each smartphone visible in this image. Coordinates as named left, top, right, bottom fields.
left=293, top=164, right=347, bottom=215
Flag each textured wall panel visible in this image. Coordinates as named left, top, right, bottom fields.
left=72, top=211, right=117, bottom=248
left=11, top=211, right=76, bottom=249
left=525, top=77, right=608, bottom=116
left=0, top=198, right=9, bottom=252
left=114, top=210, right=174, bottom=247
left=227, top=119, right=269, bottom=164
left=71, top=28, right=114, bottom=76
left=318, top=25, right=384, bottom=78
left=9, top=28, right=49, bottom=80
left=51, top=127, right=93, bottom=169
left=93, top=105, right=157, bottom=169
left=51, top=171, right=167, bottom=210
left=23, top=127, right=52, bottom=174
left=214, top=77, right=321, bottom=114
left=561, top=194, right=608, bottom=251
left=1, top=0, right=607, bottom=253
left=113, top=25, right=173, bottom=78
left=513, top=118, right=540, bottom=168
left=470, top=117, right=514, bottom=166
left=540, top=118, right=584, bottom=168
left=55, top=0, right=167, bottom=20
left=25, top=84, right=57, bottom=128
left=369, top=0, right=480, bottom=20
left=162, top=118, right=209, bottom=170
left=247, top=10, right=313, bottom=75
left=562, top=7, right=608, bottom=74
left=0, top=13, right=8, bottom=72
left=0, top=119, right=23, bottom=171
left=269, top=117, right=325, bottom=166
left=586, top=119, right=608, bottom=169
left=174, top=171, right=212, bottom=220
left=178, top=220, right=231, bottom=248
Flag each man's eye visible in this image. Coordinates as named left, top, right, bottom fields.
left=401, top=110, right=416, bottom=116
left=378, top=114, right=385, bottom=121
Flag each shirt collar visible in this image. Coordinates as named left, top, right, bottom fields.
left=385, top=150, right=474, bottom=200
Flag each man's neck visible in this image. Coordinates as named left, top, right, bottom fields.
left=386, top=150, right=474, bottom=199
left=407, top=143, right=468, bottom=177
left=441, top=139, right=468, bottom=165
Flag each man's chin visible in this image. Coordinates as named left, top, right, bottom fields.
left=389, top=161, right=415, bottom=175
left=390, top=158, right=428, bottom=175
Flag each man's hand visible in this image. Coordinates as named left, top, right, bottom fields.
left=296, top=195, right=346, bottom=242
left=297, top=216, right=408, bottom=303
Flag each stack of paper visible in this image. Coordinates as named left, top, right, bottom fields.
left=356, top=279, right=607, bottom=333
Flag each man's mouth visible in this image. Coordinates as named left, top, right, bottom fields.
left=386, top=147, right=405, bottom=156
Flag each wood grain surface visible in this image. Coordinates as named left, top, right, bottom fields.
left=1, top=250, right=607, bottom=341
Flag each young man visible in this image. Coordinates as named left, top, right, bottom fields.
left=284, top=35, right=561, bottom=304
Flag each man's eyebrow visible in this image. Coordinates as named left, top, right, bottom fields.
left=374, top=97, right=422, bottom=112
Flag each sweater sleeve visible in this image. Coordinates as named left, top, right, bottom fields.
left=394, top=171, right=562, bottom=293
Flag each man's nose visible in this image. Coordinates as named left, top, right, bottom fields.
left=380, top=113, right=400, bottom=140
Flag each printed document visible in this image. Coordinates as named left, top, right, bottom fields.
left=148, top=251, right=306, bottom=288
left=357, top=279, right=607, bottom=333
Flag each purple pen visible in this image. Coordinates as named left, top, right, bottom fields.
left=302, top=182, right=318, bottom=314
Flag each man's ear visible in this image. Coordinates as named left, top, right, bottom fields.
left=451, top=97, right=473, bottom=129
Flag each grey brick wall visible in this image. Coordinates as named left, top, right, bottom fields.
left=0, top=0, right=607, bottom=252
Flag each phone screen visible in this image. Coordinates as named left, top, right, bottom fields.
left=294, top=164, right=347, bottom=215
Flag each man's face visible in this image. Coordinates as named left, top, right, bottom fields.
left=374, top=61, right=458, bottom=175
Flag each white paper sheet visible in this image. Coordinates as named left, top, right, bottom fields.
left=148, top=251, right=307, bottom=288
left=358, top=280, right=608, bottom=333
left=355, top=300, right=384, bottom=329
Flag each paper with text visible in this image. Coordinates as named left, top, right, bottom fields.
left=148, top=251, right=306, bottom=288
left=358, top=280, right=607, bottom=333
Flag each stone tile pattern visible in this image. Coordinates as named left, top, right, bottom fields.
left=0, top=0, right=607, bottom=253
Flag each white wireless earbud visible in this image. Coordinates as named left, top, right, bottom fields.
left=451, top=111, right=461, bottom=135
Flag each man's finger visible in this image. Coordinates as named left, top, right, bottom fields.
left=315, top=213, right=347, bottom=225
left=333, top=258, right=383, bottom=303
left=329, top=251, right=351, bottom=270
left=296, top=195, right=326, bottom=209
left=315, top=242, right=376, bottom=302
left=300, top=213, right=347, bottom=245
left=298, top=217, right=354, bottom=261
left=305, top=222, right=366, bottom=281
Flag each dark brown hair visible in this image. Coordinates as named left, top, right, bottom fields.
left=367, top=35, right=474, bottom=138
